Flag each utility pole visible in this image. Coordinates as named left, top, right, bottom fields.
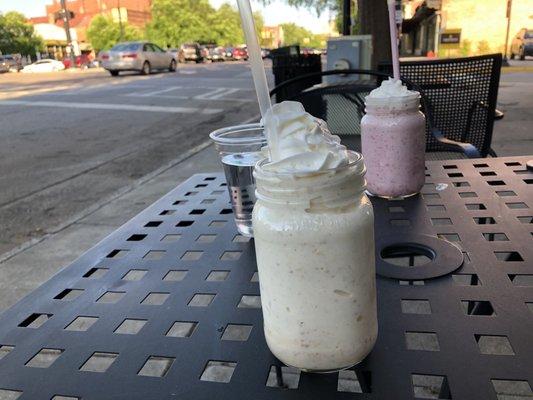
left=117, top=0, right=125, bottom=41
left=342, top=0, right=351, bottom=35
left=59, top=0, right=76, bottom=67
left=503, top=0, right=513, bottom=66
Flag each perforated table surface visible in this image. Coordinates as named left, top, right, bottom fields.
left=0, top=156, right=532, bottom=400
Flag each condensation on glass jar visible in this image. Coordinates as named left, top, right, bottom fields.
left=361, top=94, right=426, bottom=199
left=252, top=151, right=378, bottom=373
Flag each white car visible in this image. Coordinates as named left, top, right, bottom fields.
left=22, top=59, right=65, bottom=73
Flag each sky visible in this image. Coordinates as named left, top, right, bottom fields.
left=0, top=0, right=332, bottom=33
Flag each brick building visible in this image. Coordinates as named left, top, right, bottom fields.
left=29, top=0, right=151, bottom=52
left=401, top=0, right=532, bottom=57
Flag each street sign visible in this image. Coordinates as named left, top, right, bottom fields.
left=440, top=29, right=462, bottom=50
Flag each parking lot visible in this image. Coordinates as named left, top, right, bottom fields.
left=0, top=61, right=268, bottom=256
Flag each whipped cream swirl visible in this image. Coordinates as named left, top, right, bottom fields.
left=365, top=78, right=420, bottom=108
left=262, top=101, right=349, bottom=174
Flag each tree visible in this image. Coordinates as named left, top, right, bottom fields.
left=87, top=15, right=143, bottom=52
left=0, top=11, right=43, bottom=56
left=280, top=23, right=324, bottom=48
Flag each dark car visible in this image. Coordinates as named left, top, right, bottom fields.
left=510, top=28, right=533, bottom=60
left=181, top=43, right=203, bottom=63
left=0, top=55, right=23, bottom=72
left=232, top=47, right=248, bottom=61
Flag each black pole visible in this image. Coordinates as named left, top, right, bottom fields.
left=503, top=0, right=512, bottom=66
left=59, top=0, right=75, bottom=68
left=342, top=0, right=351, bottom=36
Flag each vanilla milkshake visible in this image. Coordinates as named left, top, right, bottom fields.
left=361, top=78, right=426, bottom=198
left=252, top=101, right=377, bottom=372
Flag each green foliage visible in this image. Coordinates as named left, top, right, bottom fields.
left=281, top=23, right=325, bottom=48
left=87, top=15, right=143, bottom=51
left=476, top=40, right=491, bottom=55
left=460, top=39, right=472, bottom=57
left=146, top=0, right=262, bottom=47
left=259, top=0, right=337, bottom=15
left=0, top=11, right=43, bottom=56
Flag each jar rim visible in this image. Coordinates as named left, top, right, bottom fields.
left=209, top=123, right=266, bottom=146
left=255, top=150, right=364, bottom=178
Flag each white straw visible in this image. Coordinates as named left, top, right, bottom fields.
left=236, top=0, right=272, bottom=118
left=387, top=0, right=401, bottom=81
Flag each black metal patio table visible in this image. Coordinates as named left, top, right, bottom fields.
left=0, top=156, right=531, bottom=400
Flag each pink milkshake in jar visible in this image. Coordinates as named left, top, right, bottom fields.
left=361, top=78, right=426, bottom=198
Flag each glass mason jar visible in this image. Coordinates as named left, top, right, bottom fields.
left=361, top=94, right=426, bottom=198
left=252, top=151, right=377, bottom=372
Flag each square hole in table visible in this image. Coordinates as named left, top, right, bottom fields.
left=452, top=274, right=481, bottom=286
left=161, top=234, right=181, bottom=243
left=518, top=216, right=533, bottom=224
left=390, top=219, right=411, bottom=226
left=181, top=251, right=203, bottom=261
left=65, top=316, right=98, bottom=332
left=437, top=233, right=461, bottom=242
left=176, top=220, right=194, bottom=227
left=399, top=280, right=425, bottom=286
left=459, top=191, right=478, bottom=198
left=114, top=319, right=147, bottom=335
left=422, top=193, right=441, bottom=200
left=496, top=190, right=516, bottom=197
left=80, top=352, right=118, bottom=373
left=83, top=267, right=108, bottom=279
left=473, top=217, right=496, bottom=225
left=508, top=275, right=533, bottom=286
left=197, top=234, right=217, bottom=243
left=163, top=270, right=188, bottom=282
left=389, top=206, right=406, bottom=213
left=401, top=299, right=431, bottom=314
left=51, top=396, right=79, bottom=400
left=26, top=348, right=63, bottom=368
left=19, top=313, right=52, bottom=328
left=443, top=164, right=457, bottom=170
left=185, top=191, right=198, bottom=196
left=412, top=374, right=451, bottom=399
left=524, top=178, right=533, bottom=184
left=204, top=177, right=216, bottom=181
left=337, top=370, right=370, bottom=393
left=238, top=295, right=261, bottom=308
left=480, top=171, right=497, bottom=176
left=166, top=321, right=197, bottom=338
left=250, top=272, right=259, bottom=282
left=405, top=332, right=440, bottom=351
left=448, top=172, right=463, bottom=178
left=474, top=163, right=489, bottom=168
left=211, top=190, right=225, bottom=195
left=505, top=161, right=522, bottom=166
left=461, top=300, right=495, bottom=316
left=106, top=249, right=128, bottom=258
left=188, top=293, right=215, bottom=307
left=233, top=234, right=251, bottom=243
left=475, top=335, right=514, bottom=355
left=144, top=250, right=166, bottom=260
left=127, top=234, right=147, bottom=241
left=159, top=210, right=176, bottom=216
left=122, top=269, right=148, bottom=281
left=54, top=289, right=84, bottom=301
left=266, top=365, right=301, bottom=389
left=487, top=180, right=506, bottom=186
left=483, top=233, right=509, bottom=241
left=96, top=291, right=125, bottom=304
left=491, top=380, right=532, bottom=399
left=0, top=389, right=22, bottom=400
left=196, top=184, right=208, bottom=188
left=220, top=209, right=233, bottom=215
left=141, top=292, right=170, bottom=306
left=221, top=324, right=252, bottom=341
left=506, top=202, right=529, bottom=209
left=173, top=200, right=187, bottom=205
left=431, top=218, right=452, bottom=226
left=466, top=203, right=487, bottom=210
left=201, top=199, right=216, bottom=205
left=206, top=270, right=230, bottom=281
left=453, top=181, right=471, bottom=187
left=427, top=205, right=446, bottom=212
left=0, top=345, right=14, bottom=360
left=210, top=220, right=226, bottom=227
left=221, top=251, right=242, bottom=261
left=144, top=221, right=163, bottom=228
left=494, top=251, right=524, bottom=262
left=138, top=356, right=175, bottom=378
left=200, top=361, right=237, bottom=383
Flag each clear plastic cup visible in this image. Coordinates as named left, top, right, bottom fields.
left=209, top=123, right=267, bottom=237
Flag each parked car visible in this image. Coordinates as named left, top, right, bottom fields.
left=232, top=47, right=248, bottom=61
left=168, top=48, right=185, bottom=63
left=0, top=55, right=23, bottom=72
left=224, top=47, right=235, bottom=60
left=510, top=28, right=533, bottom=60
left=22, top=59, right=65, bottom=73
left=62, top=54, right=96, bottom=69
left=261, top=48, right=271, bottom=59
left=180, top=43, right=203, bottom=63
left=206, top=46, right=226, bottom=62
left=199, top=45, right=210, bottom=62
left=100, top=41, right=176, bottom=76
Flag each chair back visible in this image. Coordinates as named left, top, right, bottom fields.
left=380, top=54, right=502, bottom=156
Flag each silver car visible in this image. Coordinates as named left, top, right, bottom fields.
left=101, top=41, right=176, bottom=76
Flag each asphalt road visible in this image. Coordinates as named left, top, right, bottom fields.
left=0, top=62, right=266, bottom=256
